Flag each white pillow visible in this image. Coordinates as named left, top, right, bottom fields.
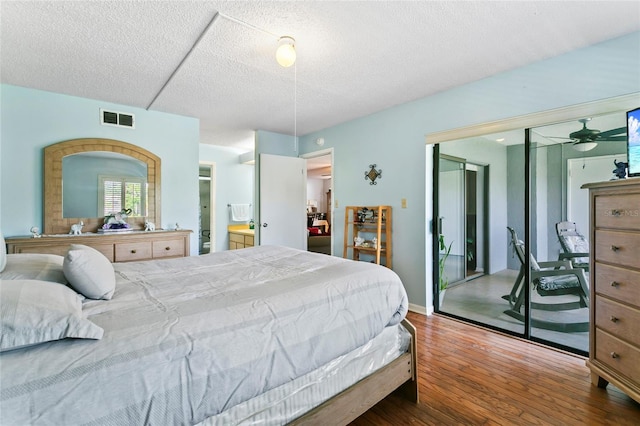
left=0, top=232, right=7, bottom=272
left=0, top=279, right=103, bottom=352
left=0, top=253, right=68, bottom=284
left=63, top=244, right=116, bottom=300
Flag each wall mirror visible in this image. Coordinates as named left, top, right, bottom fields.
left=63, top=152, right=148, bottom=218
left=44, top=138, right=161, bottom=234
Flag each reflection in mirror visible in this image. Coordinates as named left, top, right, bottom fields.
left=63, top=152, right=148, bottom=218
left=437, top=130, right=523, bottom=337
left=528, top=110, right=627, bottom=353
left=433, top=102, right=633, bottom=357
left=531, top=111, right=627, bottom=241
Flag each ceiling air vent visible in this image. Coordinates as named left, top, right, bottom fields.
left=100, top=109, right=135, bottom=129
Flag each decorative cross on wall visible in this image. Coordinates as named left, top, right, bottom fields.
left=365, top=164, right=382, bottom=185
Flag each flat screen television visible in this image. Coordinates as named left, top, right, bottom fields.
left=628, top=107, right=640, bottom=177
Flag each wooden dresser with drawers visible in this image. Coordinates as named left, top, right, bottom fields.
left=584, top=179, right=640, bottom=403
left=6, top=230, right=191, bottom=263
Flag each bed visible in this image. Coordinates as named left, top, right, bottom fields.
left=0, top=242, right=417, bottom=425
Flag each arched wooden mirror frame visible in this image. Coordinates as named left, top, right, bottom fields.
left=44, top=138, right=161, bottom=234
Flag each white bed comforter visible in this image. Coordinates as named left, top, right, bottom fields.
left=0, top=246, right=408, bottom=425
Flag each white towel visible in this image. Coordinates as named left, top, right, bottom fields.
left=230, top=204, right=251, bottom=222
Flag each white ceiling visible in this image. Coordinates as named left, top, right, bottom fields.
left=2, top=1, right=639, bottom=152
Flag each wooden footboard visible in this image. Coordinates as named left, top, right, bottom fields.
left=289, top=319, right=418, bottom=425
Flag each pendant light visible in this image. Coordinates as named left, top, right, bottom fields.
left=276, top=36, right=296, bottom=67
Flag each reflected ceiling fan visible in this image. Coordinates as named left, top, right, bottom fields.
left=546, top=118, right=626, bottom=151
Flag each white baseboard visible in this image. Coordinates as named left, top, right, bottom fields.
left=409, top=303, right=431, bottom=315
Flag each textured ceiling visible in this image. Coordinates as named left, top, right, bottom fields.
left=2, top=1, right=639, bottom=152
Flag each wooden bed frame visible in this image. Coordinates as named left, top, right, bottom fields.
left=290, top=319, right=419, bottom=425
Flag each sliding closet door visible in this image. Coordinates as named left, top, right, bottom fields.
left=526, top=115, right=627, bottom=355
left=435, top=132, right=525, bottom=337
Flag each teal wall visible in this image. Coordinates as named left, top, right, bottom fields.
left=199, top=144, right=254, bottom=252
left=298, top=32, right=640, bottom=311
left=0, top=84, right=200, bottom=255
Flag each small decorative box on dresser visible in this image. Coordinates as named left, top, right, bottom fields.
left=5, top=230, right=191, bottom=263
left=583, top=179, right=640, bottom=403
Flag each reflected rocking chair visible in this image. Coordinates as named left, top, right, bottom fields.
left=503, top=227, right=589, bottom=333
left=556, top=221, right=590, bottom=271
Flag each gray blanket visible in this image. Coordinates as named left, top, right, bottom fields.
left=1, top=246, right=408, bottom=425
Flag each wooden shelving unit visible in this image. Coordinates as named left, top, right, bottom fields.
left=343, top=205, right=392, bottom=268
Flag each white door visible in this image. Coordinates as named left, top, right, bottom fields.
left=259, top=153, right=307, bottom=249
left=567, top=153, right=626, bottom=234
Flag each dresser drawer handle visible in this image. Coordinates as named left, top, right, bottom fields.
left=611, top=245, right=620, bottom=252
left=611, top=281, right=620, bottom=287
left=610, top=352, right=619, bottom=359
left=610, top=316, right=618, bottom=323
left=131, top=249, right=137, bottom=254
left=165, top=247, right=171, bottom=251
left=611, top=209, right=622, bottom=217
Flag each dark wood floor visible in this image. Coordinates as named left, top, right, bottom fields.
left=351, top=312, right=639, bottom=425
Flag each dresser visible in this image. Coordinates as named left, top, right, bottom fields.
left=583, top=179, right=640, bottom=403
left=6, top=230, right=191, bottom=263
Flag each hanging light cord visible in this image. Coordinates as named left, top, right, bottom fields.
left=294, top=60, right=298, bottom=149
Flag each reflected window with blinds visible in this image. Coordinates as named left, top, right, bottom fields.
left=98, top=175, right=147, bottom=217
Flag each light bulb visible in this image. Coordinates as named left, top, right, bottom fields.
left=276, top=36, right=296, bottom=67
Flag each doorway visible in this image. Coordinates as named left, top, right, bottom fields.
left=199, top=163, right=216, bottom=254
left=300, top=148, right=334, bottom=255
left=465, top=164, right=487, bottom=279
left=305, top=152, right=333, bottom=255
left=437, top=154, right=488, bottom=294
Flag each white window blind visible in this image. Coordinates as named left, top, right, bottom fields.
left=98, top=175, right=146, bottom=216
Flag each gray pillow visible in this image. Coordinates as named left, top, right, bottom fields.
left=0, top=279, right=103, bottom=352
left=0, top=253, right=68, bottom=284
left=63, top=244, right=116, bottom=300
